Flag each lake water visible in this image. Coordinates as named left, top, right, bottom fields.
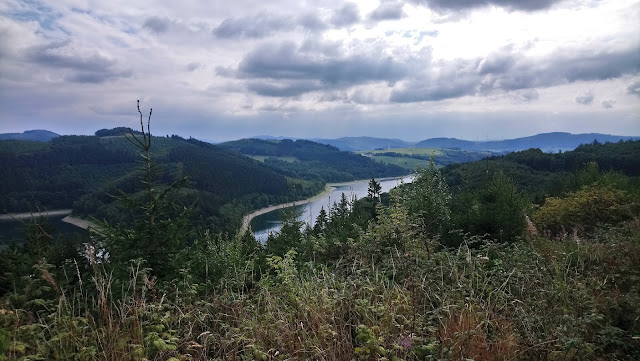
left=0, top=216, right=89, bottom=250
left=251, top=175, right=414, bottom=242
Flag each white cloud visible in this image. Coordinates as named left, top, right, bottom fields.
left=0, top=0, right=639, bottom=140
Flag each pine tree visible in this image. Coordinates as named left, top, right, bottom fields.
left=93, top=101, right=191, bottom=280
left=367, top=177, right=382, bottom=200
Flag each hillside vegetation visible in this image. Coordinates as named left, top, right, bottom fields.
left=0, top=134, right=297, bottom=233
left=1, top=130, right=407, bottom=236
left=357, top=147, right=500, bottom=170
left=1, top=125, right=639, bottom=360
left=220, top=138, right=407, bottom=182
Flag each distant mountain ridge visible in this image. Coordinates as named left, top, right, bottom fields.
left=251, top=132, right=638, bottom=153
left=414, top=132, right=640, bottom=152
left=0, top=130, right=59, bottom=141
left=5, top=130, right=638, bottom=153
left=309, top=136, right=413, bottom=152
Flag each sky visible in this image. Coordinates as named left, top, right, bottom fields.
left=0, top=0, right=639, bottom=142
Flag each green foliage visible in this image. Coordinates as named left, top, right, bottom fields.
left=468, top=172, right=527, bottom=243
left=1, top=125, right=299, bottom=236
left=220, top=138, right=407, bottom=182
left=92, top=102, right=195, bottom=281
left=533, top=184, right=638, bottom=236
left=359, top=147, right=497, bottom=170
left=94, top=127, right=143, bottom=137
left=2, top=211, right=639, bottom=361
left=368, top=177, right=382, bottom=199
left=393, top=163, right=452, bottom=237
left=265, top=206, right=305, bottom=257
left=442, top=140, right=640, bottom=204
left=2, top=120, right=640, bottom=361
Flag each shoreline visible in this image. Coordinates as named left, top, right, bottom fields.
left=0, top=209, right=72, bottom=221
left=239, top=174, right=412, bottom=235
left=239, top=185, right=336, bottom=235
left=0, top=209, right=101, bottom=233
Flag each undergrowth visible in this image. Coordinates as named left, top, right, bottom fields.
left=1, top=220, right=638, bottom=360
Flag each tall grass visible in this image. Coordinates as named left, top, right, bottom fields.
left=2, top=219, right=638, bottom=360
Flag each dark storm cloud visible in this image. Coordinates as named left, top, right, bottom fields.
left=575, top=91, right=594, bottom=105
left=143, top=16, right=171, bottom=33
left=627, top=80, right=640, bottom=96
left=213, top=13, right=295, bottom=38
left=392, top=45, right=640, bottom=103
left=330, top=3, right=361, bottom=27
left=408, top=0, right=565, bottom=12
left=230, top=41, right=408, bottom=97
left=368, top=2, right=406, bottom=21
left=27, top=41, right=131, bottom=83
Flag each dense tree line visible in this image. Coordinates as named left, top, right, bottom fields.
left=94, top=127, right=143, bottom=137
left=0, top=131, right=302, bottom=234
left=500, top=140, right=640, bottom=176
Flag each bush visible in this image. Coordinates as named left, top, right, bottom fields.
left=534, top=184, right=638, bottom=236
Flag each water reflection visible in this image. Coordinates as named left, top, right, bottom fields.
left=251, top=175, right=413, bottom=243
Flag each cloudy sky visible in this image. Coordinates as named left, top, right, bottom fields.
left=1, top=0, right=639, bottom=141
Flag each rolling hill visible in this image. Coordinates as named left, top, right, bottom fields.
left=219, top=138, right=407, bottom=182
left=309, top=136, right=413, bottom=151
left=0, top=133, right=304, bottom=233
left=414, top=132, right=639, bottom=152
left=0, top=130, right=60, bottom=142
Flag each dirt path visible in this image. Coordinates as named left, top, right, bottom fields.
left=0, top=209, right=72, bottom=221
left=61, top=216, right=100, bottom=230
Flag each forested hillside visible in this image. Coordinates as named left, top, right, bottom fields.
left=415, top=132, right=639, bottom=152
left=0, top=133, right=303, bottom=233
left=442, top=140, right=640, bottom=201
left=220, top=138, right=407, bottom=182
left=1, top=136, right=638, bottom=360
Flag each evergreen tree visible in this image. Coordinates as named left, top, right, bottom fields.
left=265, top=206, right=304, bottom=257
left=393, top=161, right=451, bottom=237
left=367, top=177, right=382, bottom=200
left=94, top=101, right=191, bottom=280
left=313, top=206, right=328, bottom=235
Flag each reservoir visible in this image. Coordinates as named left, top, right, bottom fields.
left=0, top=214, right=90, bottom=250
left=251, top=175, right=413, bottom=242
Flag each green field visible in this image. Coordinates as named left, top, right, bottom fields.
left=356, top=147, right=443, bottom=170
left=357, top=147, right=443, bottom=156
left=363, top=155, right=430, bottom=170
left=250, top=155, right=299, bottom=163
